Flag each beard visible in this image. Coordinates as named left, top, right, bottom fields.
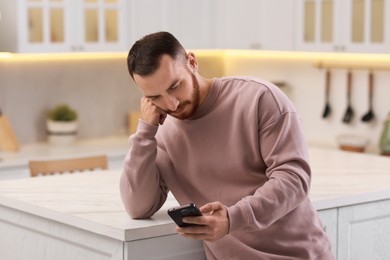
left=168, top=72, right=200, bottom=120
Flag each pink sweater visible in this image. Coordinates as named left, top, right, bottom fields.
left=120, top=77, right=333, bottom=259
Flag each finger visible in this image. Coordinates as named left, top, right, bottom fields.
left=178, top=232, right=210, bottom=241
left=182, top=216, right=206, bottom=226
left=176, top=225, right=206, bottom=234
left=200, top=201, right=223, bottom=214
left=176, top=227, right=218, bottom=242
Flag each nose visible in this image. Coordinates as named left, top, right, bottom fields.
left=164, top=95, right=179, bottom=112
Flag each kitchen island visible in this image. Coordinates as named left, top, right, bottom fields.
left=0, top=148, right=389, bottom=260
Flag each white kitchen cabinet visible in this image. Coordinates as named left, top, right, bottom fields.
left=0, top=0, right=127, bottom=53
left=0, top=153, right=124, bottom=181
left=295, top=0, right=390, bottom=53
left=0, top=164, right=30, bottom=180
left=318, top=209, right=338, bottom=257
left=0, top=205, right=124, bottom=260
left=338, top=199, right=390, bottom=260
left=126, top=235, right=205, bottom=260
left=163, top=0, right=216, bottom=50
left=128, top=0, right=215, bottom=50
left=214, top=0, right=293, bottom=50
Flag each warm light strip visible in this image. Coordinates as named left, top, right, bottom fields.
left=2, top=50, right=390, bottom=70
left=0, top=52, right=13, bottom=59
left=197, top=49, right=390, bottom=70
left=225, top=49, right=390, bottom=64
left=0, top=52, right=126, bottom=61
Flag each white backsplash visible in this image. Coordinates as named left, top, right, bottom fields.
left=223, top=57, right=390, bottom=152
left=1, top=53, right=389, bottom=154
left=0, top=57, right=142, bottom=144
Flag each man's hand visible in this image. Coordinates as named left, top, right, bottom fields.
left=140, top=97, right=167, bottom=126
left=176, top=201, right=229, bottom=242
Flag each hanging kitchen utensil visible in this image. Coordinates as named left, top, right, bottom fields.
left=322, top=69, right=332, bottom=118
left=0, top=107, right=20, bottom=151
left=361, top=71, right=375, bottom=122
left=342, top=70, right=354, bottom=123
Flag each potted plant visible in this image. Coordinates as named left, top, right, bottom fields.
left=46, top=104, right=78, bottom=145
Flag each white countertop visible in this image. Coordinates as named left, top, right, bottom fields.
left=0, top=147, right=390, bottom=242
left=0, top=135, right=130, bottom=169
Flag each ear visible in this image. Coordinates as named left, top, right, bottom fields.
left=186, top=52, right=198, bottom=72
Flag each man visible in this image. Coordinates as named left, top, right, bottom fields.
left=120, top=31, right=334, bottom=259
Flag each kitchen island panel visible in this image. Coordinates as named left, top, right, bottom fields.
left=338, top=199, right=390, bottom=260
left=126, top=234, right=205, bottom=260
left=318, top=209, right=338, bottom=257
left=0, top=204, right=123, bottom=260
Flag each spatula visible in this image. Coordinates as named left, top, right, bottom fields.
left=342, top=71, right=354, bottom=123
left=322, top=69, right=331, bottom=118
left=361, top=71, right=375, bottom=122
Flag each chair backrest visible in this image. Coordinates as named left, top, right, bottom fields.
left=29, top=155, right=108, bottom=177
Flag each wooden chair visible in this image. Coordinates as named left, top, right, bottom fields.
left=29, top=155, right=108, bottom=177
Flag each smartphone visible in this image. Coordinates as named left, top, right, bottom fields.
left=167, top=203, right=203, bottom=227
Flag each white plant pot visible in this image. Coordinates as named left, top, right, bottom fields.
left=46, top=120, right=78, bottom=145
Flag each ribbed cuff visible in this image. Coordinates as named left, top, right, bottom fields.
left=135, top=119, right=159, bottom=140
left=227, top=203, right=248, bottom=234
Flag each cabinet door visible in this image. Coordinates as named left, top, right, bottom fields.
left=317, top=209, right=338, bottom=257
left=162, top=0, right=215, bottom=49
left=126, top=234, right=205, bottom=260
left=215, top=0, right=264, bottom=49
left=338, top=199, right=390, bottom=260
left=76, top=0, right=127, bottom=52
left=129, top=0, right=215, bottom=50
left=19, top=0, right=71, bottom=52
left=295, top=0, right=342, bottom=52
left=128, top=0, right=166, bottom=47
left=17, top=0, right=126, bottom=52
left=342, top=0, right=390, bottom=53
left=296, top=0, right=390, bottom=53
left=260, top=0, right=294, bottom=51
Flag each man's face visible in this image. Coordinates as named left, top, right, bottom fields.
left=134, top=54, right=200, bottom=120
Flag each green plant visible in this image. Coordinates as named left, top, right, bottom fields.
left=48, top=104, right=78, bottom=122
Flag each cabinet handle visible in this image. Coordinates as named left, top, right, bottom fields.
left=71, top=46, right=85, bottom=52
left=250, top=43, right=262, bottom=50
left=334, top=45, right=346, bottom=52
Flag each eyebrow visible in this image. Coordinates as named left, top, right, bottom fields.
left=145, top=80, right=179, bottom=99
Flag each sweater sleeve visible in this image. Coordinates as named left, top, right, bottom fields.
left=228, top=88, right=311, bottom=234
left=119, top=119, right=169, bottom=219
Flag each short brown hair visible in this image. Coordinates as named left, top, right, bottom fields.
left=127, top=31, right=186, bottom=79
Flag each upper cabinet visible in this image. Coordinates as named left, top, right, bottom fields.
left=295, top=0, right=390, bottom=53
left=2, top=0, right=389, bottom=53
left=128, top=0, right=215, bottom=50
left=214, top=0, right=294, bottom=50
left=0, top=0, right=127, bottom=53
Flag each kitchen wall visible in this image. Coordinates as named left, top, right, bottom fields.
left=0, top=55, right=139, bottom=143
left=0, top=52, right=389, bottom=153
left=0, top=53, right=224, bottom=144
left=222, top=54, right=390, bottom=152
